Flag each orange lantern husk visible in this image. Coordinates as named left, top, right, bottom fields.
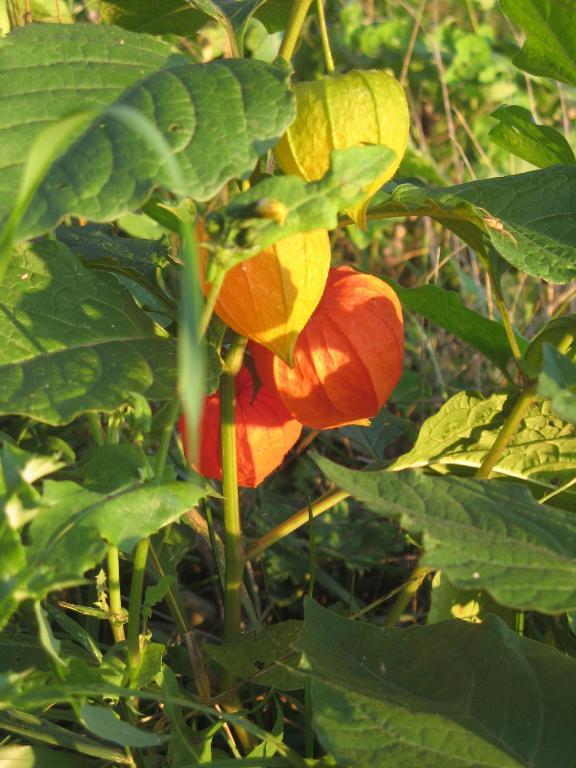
left=179, top=366, right=302, bottom=488
left=251, top=266, right=404, bottom=430
left=198, top=226, right=331, bottom=365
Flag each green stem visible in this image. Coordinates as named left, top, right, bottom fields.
left=149, top=544, right=189, bottom=636
left=127, top=538, right=150, bottom=679
left=278, top=0, right=315, bottom=62
left=86, top=412, right=105, bottom=447
left=107, top=545, right=125, bottom=644
left=246, top=489, right=349, bottom=561
left=384, top=565, right=431, bottom=628
left=154, top=398, right=181, bottom=479
left=221, top=335, right=248, bottom=641
left=315, top=0, right=335, bottom=73
left=475, top=384, right=537, bottom=479
left=489, top=269, right=523, bottom=366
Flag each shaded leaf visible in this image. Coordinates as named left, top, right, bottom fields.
left=0, top=745, right=100, bottom=767
left=314, top=454, right=576, bottom=613
left=100, top=0, right=210, bottom=35
left=298, top=599, right=576, bottom=767
left=384, top=279, right=527, bottom=373
left=489, top=105, right=575, bottom=168
left=205, top=620, right=303, bottom=690
left=538, top=344, right=576, bottom=423
left=337, top=409, right=410, bottom=461
left=501, top=0, right=576, bottom=86
left=0, top=23, right=294, bottom=240
left=81, top=704, right=166, bottom=747
left=0, top=240, right=177, bottom=425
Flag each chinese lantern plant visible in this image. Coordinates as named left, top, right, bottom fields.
left=199, top=226, right=331, bottom=364
left=274, top=69, right=409, bottom=228
left=179, top=364, right=302, bottom=488
left=251, top=266, right=404, bottom=429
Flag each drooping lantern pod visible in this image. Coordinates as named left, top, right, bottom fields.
left=179, top=366, right=302, bottom=488
left=274, top=70, right=409, bottom=229
left=251, top=266, right=404, bottom=430
left=198, top=225, right=331, bottom=365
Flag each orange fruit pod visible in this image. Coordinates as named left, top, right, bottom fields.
left=179, top=366, right=302, bottom=488
left=274, top=70, right=409, bottom=229
left=199, top=226, right=331, bottom=365
left=251, top=266, right=404, bottom=430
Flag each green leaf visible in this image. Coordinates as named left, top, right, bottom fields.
left=538, top=344, right=576, bottom=423
left=390, top=391, right=576, bottom=493
left=30, top=478, right=208, bottom=561
left=384, top=279, right=527, bottom=373
left=0, top=710, right=133, bottom=765
left=298, top=599, right=576, bottom=767
left=489, top=105, right=575, bottom=168
left=81, top=704, right=166, bottom=747
left=205, top=620, right=304, bottom=690
left=100, top=0, right=210, bottom=35
left=100, top=0, right=278, bottom=39
left=0, top=23, right=294, bottom=240
left=213, top=145, right=396, bottom=271
left=337, top=409, right=409, bottom=462
left=313, top=454, right=576, bottom=613
left=371, top=167, right=576, bottom=283
left=132, top=642, right=165, bottom=689
left=501, top=0, right=576, bottom=86
left=57, top=224, right=172, bottom=294
left=0, top=240, right=177, bottom=425
left=0, top=745, right=100, bottom=768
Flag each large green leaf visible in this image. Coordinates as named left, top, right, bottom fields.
left=211, top=146, right=396, bottom=272
left=313, top=455, right=576, bottom=613
left=384, top=279, right=527, bottom=374
left=390, top=391, right=576, bottom=493
left=0, top=240, right=177, bottom=425
left=298, top=599, right=576, bottom=767
left=489, top=105, right=576, bottom=168
left=501, top=0, right=576, bottom=86
left=370, top=167, right=576, bottom=283
left=0, top=23, right=294, bottom=240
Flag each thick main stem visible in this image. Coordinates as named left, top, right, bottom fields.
left=107, top=545, right=125, bottom=644
left=127, top=538, right=150, bottom=678
left=220, top=336, right=248, bottom=640
left=278, top=0, right=315, bottom=62
left=474, top=384, right=537, bottom=479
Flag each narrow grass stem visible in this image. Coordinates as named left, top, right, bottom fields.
left=198, top=271, right=225, bottom=341
left=489, top=269, right=523, bottom=366
left=246, top=489, right=349, bottom=561
left=107, top=545, right=126, bottom=644
left=384, top=565, right=432, bottom=628
left=154, top=398, right=181, bottom=479
left=278, top=0, right=315, bottom=62
left=127, top=538, right=150, bottom=679
left=315, top=0, right=335, bottom=73
left=221, top=335, right=248, bottom=641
